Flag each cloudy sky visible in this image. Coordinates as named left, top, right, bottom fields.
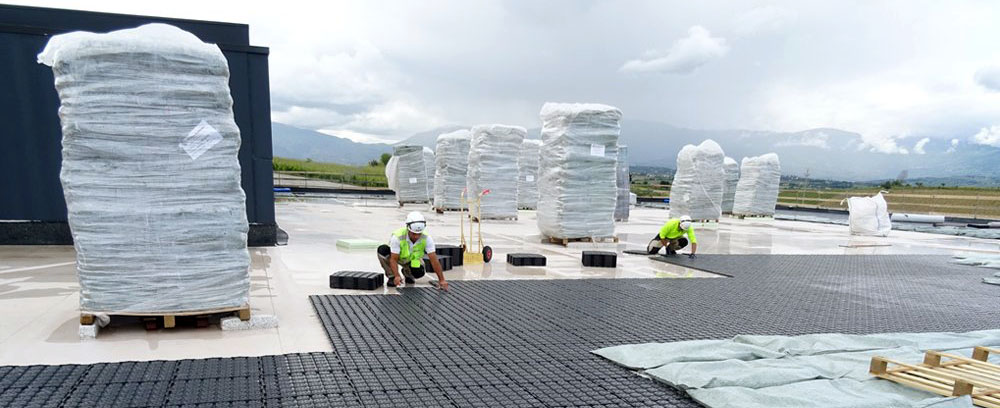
left=16, top=0, right=1000, bottom=151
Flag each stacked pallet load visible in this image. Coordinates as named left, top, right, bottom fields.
left=422, top=147, right=435, bottom=200
left=537, top=103, right=621, bottom=242
left=433, top=130, right=471, bottom=210
left=732, top=153, right=781, bottom=217
left=614, top=145, right=630, bottom=221
left=38, top=24, right=250, bottom=314
left=467, top=124, right=525, bottom=219
left=669, top=140, right=725, bottom=221
left=517, top=139, right=542, bottom=210
left=391, top=145, right=431, bottom=205
left=722, top=157, right=740, bottom=214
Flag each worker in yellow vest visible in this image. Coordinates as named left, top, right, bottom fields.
left=377, top=211, right=448, bottom=290
left=647, top=215, right=697, bottom=258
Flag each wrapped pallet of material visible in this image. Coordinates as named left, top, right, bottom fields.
left=668, top=140, right=725, bottom=220
left=422, top=147, right=435, bottom=200
left=845, top=192, right=891, bottom=236
left=732, top=153, right=782, bottom=216
left=385, top=156, right=399, bottom=191
left=392, top=145, right=431, bottom=204
left=467, top=125, right=525, bottom=219
left=38, top=24, right=250, bottom=313
left=517, top=139, right=542, bottom=210
left=537, top=103, right=621, bottom=239
left=614, top=145, right=630, bottom=221
left=722, top=157, right=740, bottom=214
left=433, top=130, right=471, bottom=210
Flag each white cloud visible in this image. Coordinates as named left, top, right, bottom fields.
left=619, top=26, right=728, bottom=74
left=734, top=5, right=797, bottom=35
left=971, top=125, right=1000, bottom=147
left=775, top=131, right=830, bottom=149
left=912, top=137, right=930, bottom=154
left=974, top=65, right=1000, bottom=91
left=946, top=138, right=959, bottom=153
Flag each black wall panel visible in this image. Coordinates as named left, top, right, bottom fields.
left=0, top=5, right=275, bottom=245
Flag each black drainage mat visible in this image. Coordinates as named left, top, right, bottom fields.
left=1, top=256, right=996, bottom=407
left=309, top=255, right=999, bottom=407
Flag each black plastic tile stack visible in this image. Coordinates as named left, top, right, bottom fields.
left=506, top=253, right=546, bottom=266
left=582, top=250, right=617, bottom=267
left=435, top=244, right=463, bottom=266
left=424, top=255, right=452, bottom=271
left=329, top=271, right=384, bottom=290
left=1, top=255, right=997, bottom=407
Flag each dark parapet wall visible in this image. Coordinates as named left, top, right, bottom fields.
left=0, top=4, right=276, bottom=246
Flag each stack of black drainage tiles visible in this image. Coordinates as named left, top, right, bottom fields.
left=3, top=256, right=1000, bottom=407
left=435, top=244, right=463, bottom=266
left=582, top=250, right=617, bottom=267
left=506, top=253, right=546, bottom=266
left=329, top=271, right=384, bottom=290
left=423, top=254, right=453, bottom=271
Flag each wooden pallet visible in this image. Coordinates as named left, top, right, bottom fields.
left=471, top=216, right=517, bottom=222
left=81, top=305, right=251, bottom=329
left=398, top=201, right=430, bottom=207
left=433, top=207, right=463, bottom=214
left=693, top=219, right=719, bottom=223
left=546, top=236, right=619, bottom=246
left=870, top=347, right=1000, bottom=407
left=732, top=214, right=774, bottom=220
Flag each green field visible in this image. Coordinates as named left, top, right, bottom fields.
left=273, top=157, right=388, bottom=188
left=778, top=186, right=1000, bottom=219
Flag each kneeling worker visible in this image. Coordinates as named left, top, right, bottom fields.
left=377, top=211, right=449, bottom=291
left=647, top=215, right=697, bottom=258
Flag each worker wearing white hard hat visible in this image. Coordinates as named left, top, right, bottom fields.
left=646, top=215, right=698, bottom=258
left=376, top=211, right=448, bottom=291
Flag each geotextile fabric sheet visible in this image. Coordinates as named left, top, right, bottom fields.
left=433, top=130, right=471, bottom=209
left=669, top=140, right=725, bottom=220
left=732, top=153, right=781, bottom=216
left=467, top=124, right=525, bottom=219
left=537, top=103, right=621, bottom=239
left=39, top=24, right=250, bottom=313
left=594, top=330, right=1000, bottom=408
left=517, top=139, right=541, bottom=209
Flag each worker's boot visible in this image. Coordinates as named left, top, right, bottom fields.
left=665, top=247, right=677, bottom=256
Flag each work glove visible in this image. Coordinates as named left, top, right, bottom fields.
left=394, top=275, right=402, bottom=287
left=687, top=253, right=697, bottom=259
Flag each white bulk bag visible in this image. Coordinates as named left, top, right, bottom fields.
left=846, top=192, right=891, bottom=236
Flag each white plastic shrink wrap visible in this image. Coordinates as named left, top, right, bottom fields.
left=722, top=157, right=740, bottom=213
left=392, top=145, right=431, bottom=203
left=422, top=147, right=435, bottom=200
left=846, top=192, right=891, bottom=236
left=467, top=125, right=525, bottom=219
left=537, top=103, right=621, bottom=239
left=668, top=140, right=725, bottom=220
left=433, top=130, right=471, bottom=209
left=614, top=145, right=630, bottom=221
left=517, top=139, right=542, bottom=210
left=38, top=24, right=250, bottom=313
left=732, top=153, right=782, bottom=216
left=385, top=156, right=399, bottom=191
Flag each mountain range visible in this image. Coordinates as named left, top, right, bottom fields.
left=271, top=121, right=1000, bottom=183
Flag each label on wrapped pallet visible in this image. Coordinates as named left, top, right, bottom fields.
left=526, top=175, right=534, bottom=182
left=590, top=144, right=605, bottom=157
left=180, top=120, right=222, bottom=160
left=409, top=177, right=417, bottom=184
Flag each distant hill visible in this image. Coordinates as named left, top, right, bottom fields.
left=271, top=122, right=392, bottom=165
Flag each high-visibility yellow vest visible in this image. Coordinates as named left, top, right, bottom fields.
left=393, top=227, right=427, bottom=268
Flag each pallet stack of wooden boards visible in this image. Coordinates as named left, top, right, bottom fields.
left=871, top=346, right=1000, bottom=407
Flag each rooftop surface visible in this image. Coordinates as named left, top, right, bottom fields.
left=1, top=195, right=998, bottom=368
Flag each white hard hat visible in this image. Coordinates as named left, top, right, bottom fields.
left=679, top=215, right=692, bottom=230
left=405, top=211, right=426, bottom=233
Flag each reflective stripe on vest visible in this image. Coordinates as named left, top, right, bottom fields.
left=393, top=227, right=427, bottom=268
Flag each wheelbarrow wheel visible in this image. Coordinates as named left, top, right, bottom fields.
left=482, top=246, right=493, bottom=263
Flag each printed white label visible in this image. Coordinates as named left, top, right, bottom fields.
left=526, top=175, right=534, bottom=182
left=590, top=144, right=605, bottom=157
left=409, top=177, right=417, bottom=184
left=180, top=120, right=222, bottom=160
